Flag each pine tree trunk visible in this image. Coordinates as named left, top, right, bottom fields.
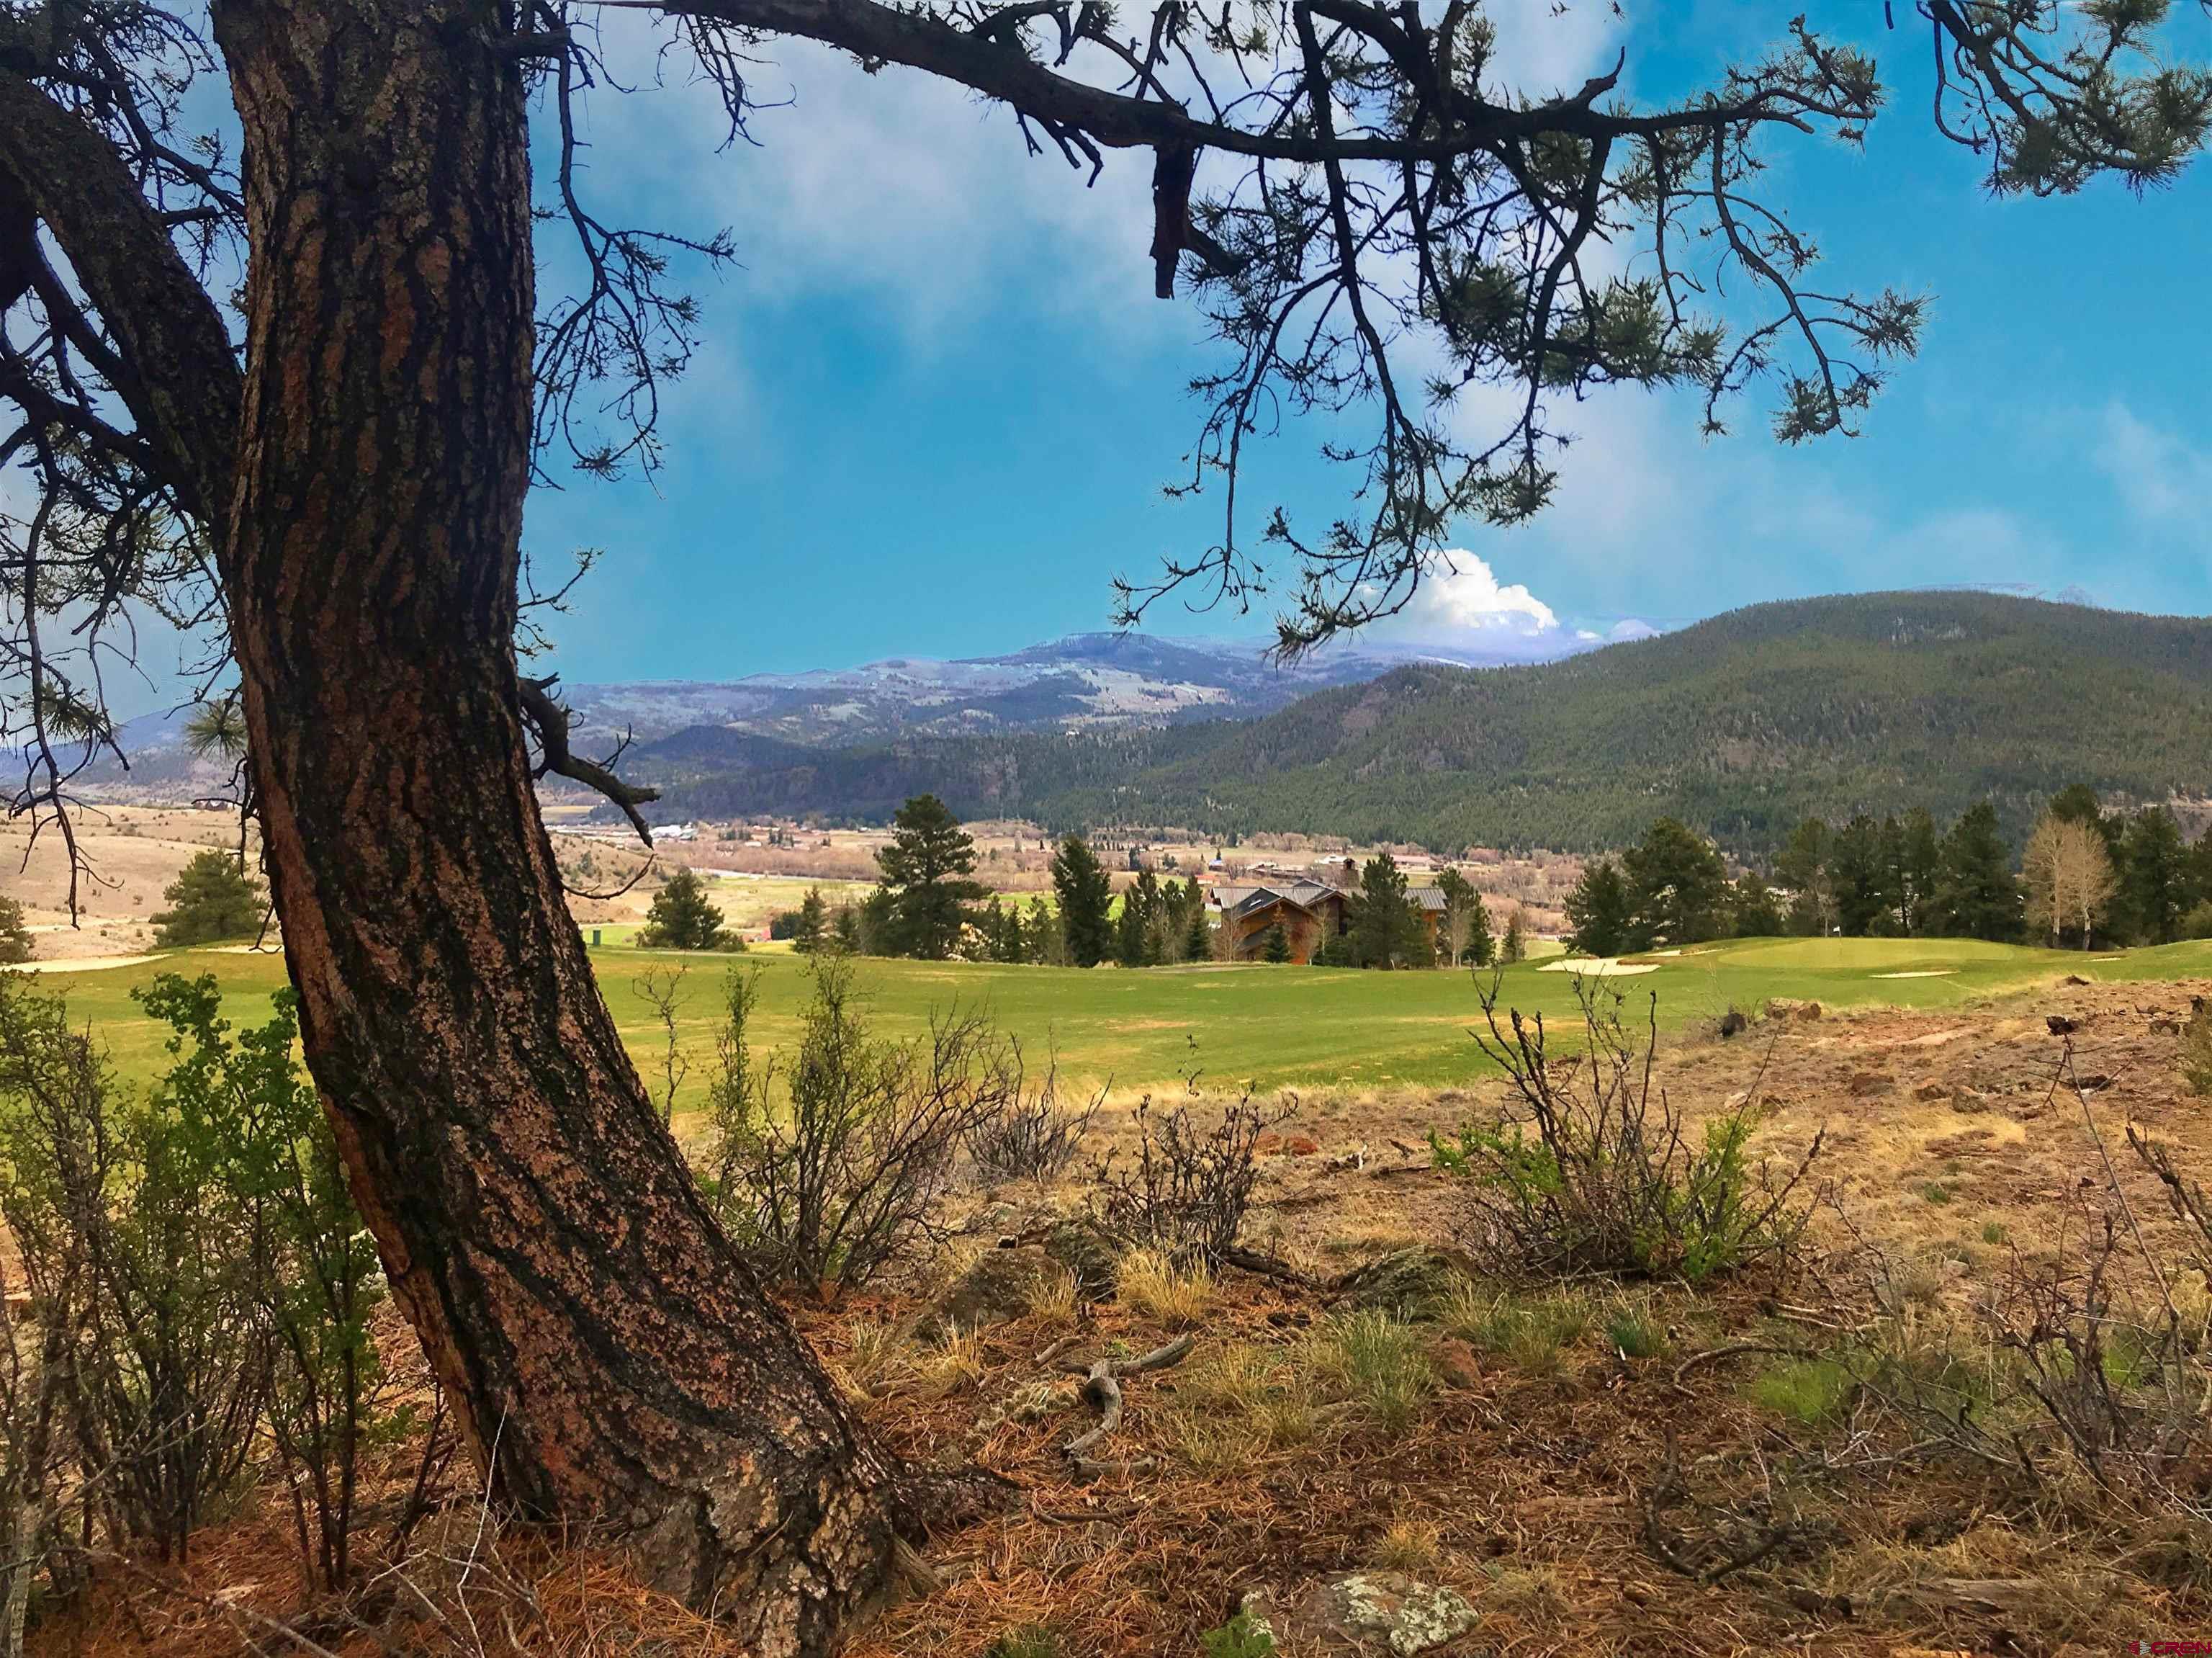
left=209, top=4, right=911, bottom=1644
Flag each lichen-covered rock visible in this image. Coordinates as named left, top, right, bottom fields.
left=1327, top=1574, right=1480, bottom=1655
left=917, top=1245, right=1053, bottom=1341
left=1328, top=1247, right=1480, bottom=1319
left=1240, top=1572, right=1479, bottom=1655
left=1043, top=1217, right=1123, bottom=1300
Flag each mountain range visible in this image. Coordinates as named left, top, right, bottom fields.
left=68, top=592, right=2212, bottom=855
left=77, top=627, right=1597, bottom=795
left=614, top=592, right=2212, bottom=853
left=558, top=629, right=1604, bottom=747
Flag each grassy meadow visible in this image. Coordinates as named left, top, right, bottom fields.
left=16, top=933, right=2212, bottom=1115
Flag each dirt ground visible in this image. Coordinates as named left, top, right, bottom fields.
left=29, top=975, right=2212, bottom=1658
left=1, top=803, right=258, bottom=959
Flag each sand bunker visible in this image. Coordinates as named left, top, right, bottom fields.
left=2, top=953, right=163, bottom=974
left=1871, top=969, right=1956, bottom=979
left=1539, top=957, right=1660, bottom=977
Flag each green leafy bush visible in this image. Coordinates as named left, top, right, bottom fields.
left=0, top=973, right=387, bottom=1587
left=0, top=895, right=30, bottom=964
left=136, top=974, right=388, bottom=1590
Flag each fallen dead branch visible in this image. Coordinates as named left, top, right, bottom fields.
left=1062, top=1333, right=1195, bottom=1462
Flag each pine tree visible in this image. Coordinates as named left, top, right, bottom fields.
left=1501, top=910, right=1527, bottom=964
left=1622, top=819, right=1730, bottom=946
left=1262, top=923, right=1292, bottom=963
left=1932, top=803, right=2020, bottom=942
left=1898, top=807, right=1942, bottom=935
left=1345, top=853, right=1428, bottom=969
left=2118, top=807, right=2188, bottom=944
left=1184, top=902, right=1212, bottom=964
left=1024, top=895, right=1064, bottom=966
left=638, top=866, right=730, bottom=951
left=1564, top=859, right=1631, bottom=956
left=789, top=887, right=828, bottom=954
left=1117, top=870, right=1161, bottom=967
left=1050, top=835, right=1114, bottom=967
left=151, top=848, right=266, bottom=946
left=1730, top=871, right=1786, bottom=936
left=874, top=794, right=988, bottom=960
left=1774, top=817, right=1833, bottom=936
left=1827, top=814, right=1887, bottom=937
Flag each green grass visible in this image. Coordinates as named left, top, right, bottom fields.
left=14, top=933, right=2211, bottom=1116
left=1753, top=1357, right=1858, bottom=1425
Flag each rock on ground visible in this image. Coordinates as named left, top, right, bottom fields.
left=917, top=1245, right=1056, bottom=1340
left=1241, top=1572, right=1480, bottom=1655
left=1327, top=1247, right=1480, bottom=1319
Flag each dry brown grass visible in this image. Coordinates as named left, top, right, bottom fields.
left=27, top=974, right=2212, bottom=1658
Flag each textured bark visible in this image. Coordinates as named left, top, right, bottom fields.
left=194, top=4, right=908, bottom=1646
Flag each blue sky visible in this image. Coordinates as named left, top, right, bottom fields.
left=524, top=4, right=2208, bottom=681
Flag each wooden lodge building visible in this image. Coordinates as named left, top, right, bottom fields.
left=1210, top=878, right=1449, bottom=963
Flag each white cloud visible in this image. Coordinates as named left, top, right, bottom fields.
left=2095, top=401, right=2212, bottom=542
left=1412, top=550, right=1562, bottom=636
left=1479, top=0, right=1632, bottom=97
left=564, top=24, right=1172, bottom=341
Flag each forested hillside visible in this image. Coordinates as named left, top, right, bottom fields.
left=628, top=593, right=2212, bottom=851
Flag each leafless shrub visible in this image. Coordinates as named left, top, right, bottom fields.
left=1846, top=1062, right=2212, bottom=1514
left=1434, top=974, right=1821, bottom=1283
left=631, top=964, right=691, bottom=1124
left=0, top=1253, right=68, bottom=1658
left=966, top=1043, right=1102, bottom=1182
left=2180, top=995, right=2212, bottom=1098
left=1089, top=1090, right=1287, bottom=1267
left=698, top=958, right=1017, bottom=1295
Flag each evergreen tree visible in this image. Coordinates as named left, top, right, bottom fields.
left=832, top=904, right=863, bottom=954
left=1501, top=910, right=1527, bottom=964
left=874, top=794, right=987, bottom=960
left=1184, top=907, right=1212, bottom=963
left=1873, top=815, right=1910, bottom=935
left=151, top=848, right=267, bottom=947
left=637, top=866, right=731, bottom=951
left=1774, top=816, right=1833, bottom=936
left=1622, top=818, right=1730, bottom=946
left=1024, top=895, right=1064, bottom=966
left=789, top=887, right=828, bottom=954
left=1932, top=803, right=2020, bottom=941
left=0, top=895, right=30, bottom=965
left=1262, top=922, right=1292, bottom=964
left=855, top=886, right=900, bottom=955
left=1730, top=870, right=1786, bottom=937
left=1827, top=814, right=1887, bottom=937
left=1346, top=853, right=1429, bottom=969
left=1050, top=835, right=1114, bottom=967
left=2118, top=807, right=2189, bottom=944
left=1898, top=807, right=1941, bottom=935
left=1115, top=870, right=1168, bottom=966
left=1563, top=858, right=1632, bottom=956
